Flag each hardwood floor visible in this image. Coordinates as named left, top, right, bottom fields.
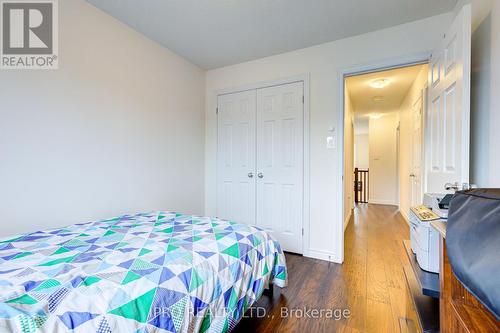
left=234, top=204, right=421, bottom=333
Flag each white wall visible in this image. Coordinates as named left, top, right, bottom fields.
left=0, top=0, right=206, bottom=237
left=398, top=66, right=428, bottom=220
left=368, top=114, right=399, bottom=205
left=468, top=0, right=500, bottom=187
left=343, top=89, right=354, bottom=231
left=205, top=13, right=452, bottom=262
left=455, top=0, right=494, bottom=31
left=354, top=134, right=369, bottom=169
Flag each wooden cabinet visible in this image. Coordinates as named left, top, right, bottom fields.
left=439, top=237, right=499, bottom=332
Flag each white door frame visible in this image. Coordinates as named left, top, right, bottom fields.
left=337, top=53, right=429, bottom=263
left=214, top=74, right=311, bottom=256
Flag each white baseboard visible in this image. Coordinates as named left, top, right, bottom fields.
left=344, top=208, right=353, bottom=232
left=305, top=249, right=339, bottom=263
left=399, top=209, right=411, bottom=226
left=368, top=199, right=398, bottom=206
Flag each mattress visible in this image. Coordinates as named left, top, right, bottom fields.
left=0, top=212, right=287, bottom=332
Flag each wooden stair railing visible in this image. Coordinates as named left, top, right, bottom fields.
left=354, top=168, right=369, bottom=203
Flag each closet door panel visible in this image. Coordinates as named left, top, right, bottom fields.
left=217, top=90, right=257, bottom=225
left=256, top=82, right=304, bottom=253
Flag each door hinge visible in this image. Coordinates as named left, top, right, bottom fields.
left=301, top=228, right=304, bottom=236
left=302, top=95, right=305, bottom=104
left=216, top=107, right=218, bottom=115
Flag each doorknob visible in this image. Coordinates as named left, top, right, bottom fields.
left=258, top=172, right=264, bottom=179
left=409, top=173, right=415, bottom=178
left=248, top=172, right=254, bottom=178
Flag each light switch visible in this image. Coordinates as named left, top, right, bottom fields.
left=327, top=136, right=335, bottom=149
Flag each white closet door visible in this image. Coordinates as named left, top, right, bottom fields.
left=217, top=90, right=256, bottom=225
left=256, top=82, right=304, bottom=254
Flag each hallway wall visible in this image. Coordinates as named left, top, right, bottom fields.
left=368, top=113, right=399, bottom=205
left=355, top=134, right=369, bottom=169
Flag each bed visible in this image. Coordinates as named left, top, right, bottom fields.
left=0, top=211, right=287, bottom=333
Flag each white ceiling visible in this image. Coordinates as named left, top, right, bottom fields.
left=346, top=64, right=427, bottom=118
left=86, top=0, right=457, bottom=69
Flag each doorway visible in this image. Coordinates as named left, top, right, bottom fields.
left=343, top=63, right=429, bottom=232
left=336, top=4, right=471, bottom=265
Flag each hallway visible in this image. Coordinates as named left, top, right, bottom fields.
left=342, top=204, right=420, bottom=332
left=234, top=204, right=419, bottom=332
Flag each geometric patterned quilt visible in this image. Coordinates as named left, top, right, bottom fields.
left=0, top=212, right=287, bottom=333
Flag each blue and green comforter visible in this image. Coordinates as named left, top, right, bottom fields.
left=0, top=212, right=287, bottom=332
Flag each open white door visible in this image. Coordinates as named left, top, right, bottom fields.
left=411, top=93, right=424, bottom=206
left=426, top=5, right=471, bottom=193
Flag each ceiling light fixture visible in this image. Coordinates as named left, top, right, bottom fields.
left=370, top=113, right=383, bottom=119
left=369, top=79, right=390, bottom=89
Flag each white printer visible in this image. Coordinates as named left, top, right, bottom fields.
left=423, top=193, right=449, bottom=219
left=409, top=193, right=448, bottom=273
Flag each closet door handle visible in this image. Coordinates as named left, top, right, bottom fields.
left=258, top=173, right=264, bottom=179
left=248, top=172, right=254, bottom=178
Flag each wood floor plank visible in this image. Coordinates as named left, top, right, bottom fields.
left=366, top=298, right=398, bottom=333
